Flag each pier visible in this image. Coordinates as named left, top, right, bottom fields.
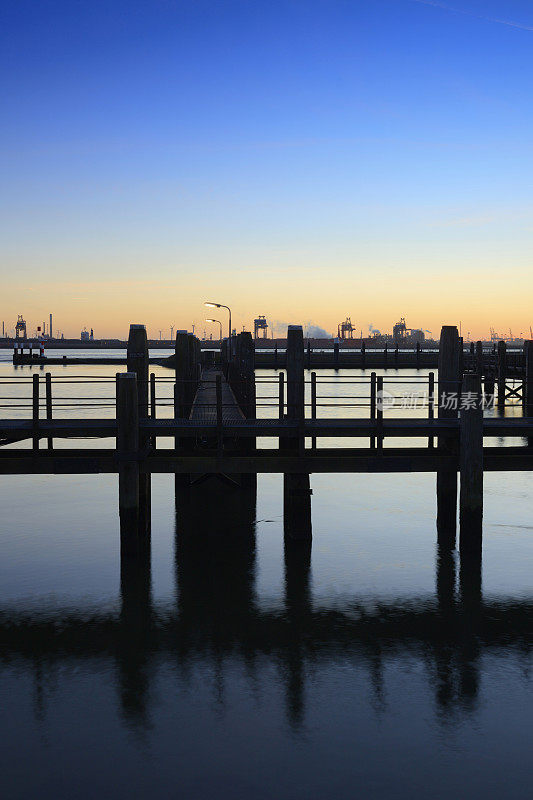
left=1, top=324, right=533, bottom=559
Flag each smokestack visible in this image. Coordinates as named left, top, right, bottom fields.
left=50, top=313, right=53, bottom=339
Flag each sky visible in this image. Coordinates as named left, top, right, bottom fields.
left=1, top=0, right=532, bottom=340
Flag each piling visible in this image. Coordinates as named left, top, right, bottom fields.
left=497, top=340, right=507, bottom=410
left=361, top=340, right=366, bottom=369
left=45, top=372, right=53, bottom=450
left=32, top=374, right=39, bottom=452
left=127, top=324, right=150, bottom=537
left=459, top=373, right=483, bottom=554
left=174, top=330, right=191, bottom=492
left=334, top=340, right=339, bottom=369
left=437, top=325, right=461, bottom=544
left=416, top=341, right=421, bottom=369
left=284, top=325, right=312, bottom=542
left=117, top=373, right=140, bottom=555
left=307, top=340, right=311, bottom=369
left=524, top=340, right=533, bottom=415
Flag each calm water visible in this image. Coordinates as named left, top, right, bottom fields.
left=1, top=359, right=531, bottom=799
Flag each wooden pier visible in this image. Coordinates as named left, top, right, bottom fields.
left=2, top=324, right=533, bottom=558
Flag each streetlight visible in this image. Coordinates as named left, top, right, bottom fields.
left=206, top=318, right=223, bottom=341
left=205, top=301, right=231, bottom=341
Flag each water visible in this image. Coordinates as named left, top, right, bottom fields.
left=1, top=361, right=531, bottom=799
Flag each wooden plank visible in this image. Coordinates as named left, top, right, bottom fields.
left=189, top=367, right=244, bottom=422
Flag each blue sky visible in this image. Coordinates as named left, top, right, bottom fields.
left=1, top=0, right=532, bottom=337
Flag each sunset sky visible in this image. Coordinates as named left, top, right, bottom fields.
left=2, top=0, right=532, bottom=340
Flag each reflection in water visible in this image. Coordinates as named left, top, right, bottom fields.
left=0, top=486, right=531, bottom=750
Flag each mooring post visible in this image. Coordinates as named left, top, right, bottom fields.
left=32, top=373, right=39, bottom=452
left=459, top=373, right=483, bottom=554
left=497, top=340, right=507, bottom=410
left=376, top=375, right=384, bottom=449
left=150, top=372, right=156, bottom=448
left=187, top=333, right=199, bottom=407
left=370, top=371, right=376, bottom=448
left=437, top=325, right=461, bottom=545
left=416, top=341, right=421, bottom=369
left=334, top=340, right=339, bottom=368
left=239, top=332, right=256, bottom=419
left=428, top=371, right=435, bottom=448
left=117, top=372, right=141, bottom=556
left=284, top=325, right=312, bottom=542
left=216, top=373, right=223, bottom=457
left=524, top=340, right=533, bottom=416
left=361, top=340, right=366, bottom=369
left=45, top=372, right=53, bottom=450
left=311, top=371, right=317, bottom=450
left=127, top=324, right=150, bottom=537
left=174, top=331, right=190, bottom=493
left=278, top=372, right=285, bottom=419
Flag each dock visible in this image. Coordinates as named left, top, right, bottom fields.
left=1, top=324, right=533, bottom=560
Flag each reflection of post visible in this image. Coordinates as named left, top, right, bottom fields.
left=458, top=548, right=482, bottom=707
left=118, top=548, right=152, bottom=726
left=283, top=537, right=311, bottom=728
left=174, top=477, right=257, bottom=685
left=436, top=543, right=456, bottom=617
left=127, top=324, right=151, bottom=538
left=437, top=326, right=461, bottom=545
left=283, top=325, right=312, bottom=542
left=460, top=373, right=483, bottom=555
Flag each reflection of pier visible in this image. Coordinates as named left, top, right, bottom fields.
left=1, top=473, right=531, bottom=730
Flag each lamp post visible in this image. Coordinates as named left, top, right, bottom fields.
left=205, top=302, right=231, bottom=341
left=205, top=318, right=223, bottom=342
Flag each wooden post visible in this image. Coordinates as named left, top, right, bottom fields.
left=127, top=324, right=150, bottom=537
left=334, top=340, right=339, bottom=368
left=376, top=375, right=384, bottom=450
left=284, top=325, right=311, bottom=542
left=187, top=333, right=199, bottom=407
left=437, top=325, right=461, bottom=544
left=311, top=371, right=317, bottom=450
left=416, top=341, right=421, bottom=369
left=45, top=372, right=53, bottom=450
left=174, top=330, right=190, bottom=494
left=278, top=372, right=285, bottom=419
left=497, top=340, right=507, bottom=410
left=117, top=373, right=140, bottom=555
left=175, top=330, right=189, bottom=412
left=150, top=372, right=156, bottom=448
left=307, top=340, right=311, bottom=369
left=32, top=374, right=39, bottom=452
left=361, top=340, right=366, bottom=369
left=428, top=371, right=434, bottom=448
left=460, top=373, right=483, bottom=554
left=524, top=340, right=533, bottom=415
left=384, top=343, right=388, bottom=365
left=370, top=372, right=376, bottom=449
left=238, top=332, right=255, bottom=419
left=274, top=344, right=278, bottom=367
left=216, top=373, right=223, bottom=457
left=394, top=345, right=399, bottom=366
